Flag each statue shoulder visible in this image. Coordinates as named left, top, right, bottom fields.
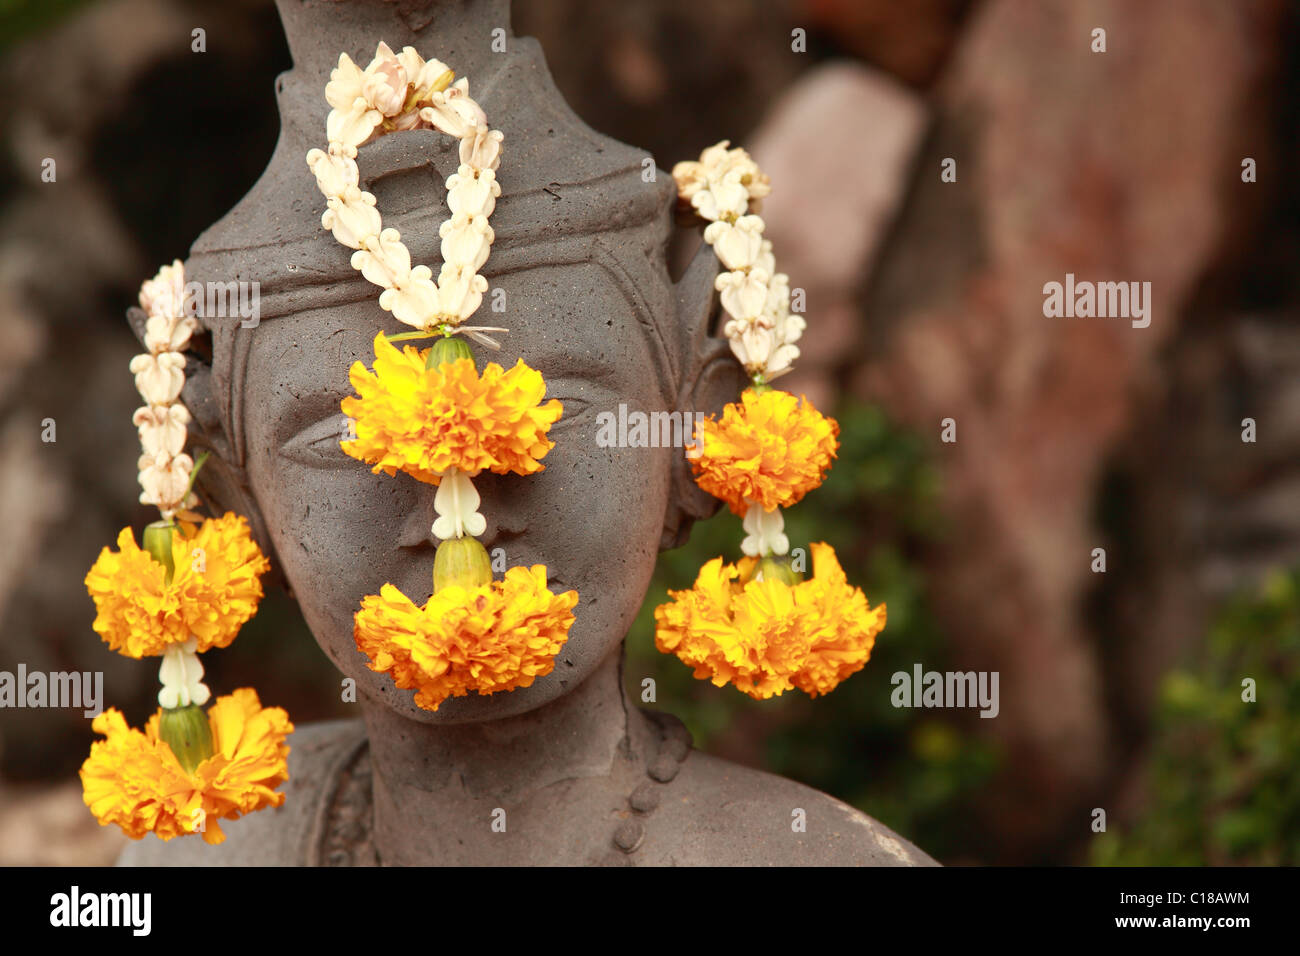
left=115, top=719, right=366, bottom=867
left=645, top=748, right=938, bottom=866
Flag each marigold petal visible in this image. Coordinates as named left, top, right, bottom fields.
left=83, top=514, right=269, bottom=658
left=80, top=690, right=292, bottom=845
left=689, top=388, right=839, bottom=516
left=341, top=333, right=563, bottom=484
left=354, top=567, right=577, bottom=711
left=653, top=542, right=882, bottom=700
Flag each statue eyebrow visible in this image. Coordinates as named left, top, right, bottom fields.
left=514, top=346, right=627, bottom=388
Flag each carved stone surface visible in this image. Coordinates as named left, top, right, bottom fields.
left=117, top=0, right=935, bottom=866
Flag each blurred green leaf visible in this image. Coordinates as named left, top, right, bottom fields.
left=1093, top=566, right=1300, bottom=865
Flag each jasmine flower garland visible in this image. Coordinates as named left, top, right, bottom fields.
left=81, top=261, right=291, bottom=845
left=653, top=144, right=886, bottom=700
left=307, top=42, right=576, bottom=712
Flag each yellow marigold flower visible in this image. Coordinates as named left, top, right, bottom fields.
left=84, top=513, right=270, bottom=659
left=341, top=332, right=562, bottom=484
left=80, top=688, right=293, bottom=845
left=690, top=387, right=839, bottom=516
left=654, top=542, right=884, bottom=700
left=354, top=565, right=578, bottom=711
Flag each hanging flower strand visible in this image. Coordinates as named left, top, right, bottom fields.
left=80, top=261, right=290, bottom=845
left=654, top=142, right=885, bottom=701
left=305, top=42, right=504, bottom=344
left=307, top=42, right=577, bottom=713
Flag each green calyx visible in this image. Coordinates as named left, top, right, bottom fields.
left=426, top=333, right=475, bottom=370
left=754, top=554, right=800, bottom=586
left=142, top=521, right=177, bottom=585
left=433, top=535, right=493, bottom=592
left=158, top=703, right=215, bottom=774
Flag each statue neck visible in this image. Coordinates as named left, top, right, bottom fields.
left=358, top=646, right=656, bottom=863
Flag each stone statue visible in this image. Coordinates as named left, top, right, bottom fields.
left=118, top=0, right=935, bottom=866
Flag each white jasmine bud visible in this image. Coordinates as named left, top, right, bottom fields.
left=459, top=127, right=503, bottom=171
left=138, top=450, right=194, bottom=511
left=754, top=239, right=777, bottom=278
left=143, top=313, right=198, bottom=353
left=716, top=269, right=769, bottom=322
left=305, top=147, right=359, bottom=198
left=435, top=265, right=488, bottom=321
left=130, top=351, right=186, bottom=404
left=420, top=78, right=487, bottom=139
left=327, top=100, right=383, bottom=152
left=325, top=53, right=366, bottom=112
left=361, top=41, right=409, bottom=117
left=705, top=215, right=765, bottom=270
left=447, top=166, right=500, bottom=217
left=379, top=272, right=440, bottom=328
left=323, top=192, right=382, bottom=249
left=764, top=342, right=800, bottom=377
left=352, top=228, right=412, bottom=289
left=439, top=212, right=493, bottom=271
left=158, top=638, right=211, bottom=711
left=432, top=466, right=487, bottom=540
left=740, top=504, right=789, bottom=557
left=134, top=403, right=190, bottom=458
left=138, top=260, right=188, bottom=320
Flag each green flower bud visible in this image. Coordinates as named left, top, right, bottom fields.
left=159, top=703, right=215, bottom=774
left=426, top=333, right=475, bottom=370
left=754, top=554, right=799, bottom=586
left=142, top=521, right=176, bottom=585
left=433, top=535, right=493, bottom=592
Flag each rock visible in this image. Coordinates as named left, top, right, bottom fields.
left=851, top=0, right=1287, bottom=859
left=802, top=0, right=978, bottom=88
left=0, top=781, right=126, bottom=865
left=749, top=62, right=927, bottom=408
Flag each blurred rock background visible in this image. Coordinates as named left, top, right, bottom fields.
left=0, top=0, right=1296, bottom=865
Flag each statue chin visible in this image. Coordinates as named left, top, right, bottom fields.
left=115, top=0, right=939, bottom=865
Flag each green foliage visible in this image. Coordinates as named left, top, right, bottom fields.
left=0, top=0, right=91, bottom=51
left=625, top=399, right=996, bottom=861
left=1093, top=567, right=1300, bottom=865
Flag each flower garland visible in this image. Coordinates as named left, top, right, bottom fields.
left=307, top=42, right=577, bottom=712
left=81, top=261, right=290, bottom=845
left=83, top=60, right=877, bottom=852
left=654, top=142, right=886, bottom=700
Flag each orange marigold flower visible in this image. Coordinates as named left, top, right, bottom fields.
left=80, top=688, right=292, bottom=845
left=690, top=387, right=839, bottom=516
left=654, top=542, right=884, bottom=700
left=84, top=513, right=270, bottom=659
left=354, top=565, right=578, bottom=711
left=341, top=332, right=563, bottom=484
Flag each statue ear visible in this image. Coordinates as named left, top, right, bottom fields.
left=660, top=240, right=748, bottom=550
left=126, top=305, right=283, bottom=583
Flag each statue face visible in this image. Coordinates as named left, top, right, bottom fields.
left=238, top=261, right=678, bottom=724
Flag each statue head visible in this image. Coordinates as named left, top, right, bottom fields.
left=132, top=9, right=745, bottom=725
